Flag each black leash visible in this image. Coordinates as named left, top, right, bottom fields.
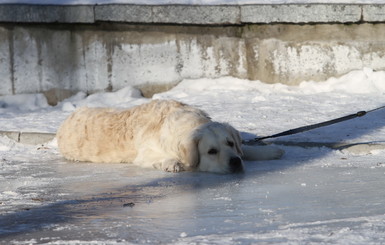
left=243, top=105, right=385, bottom=145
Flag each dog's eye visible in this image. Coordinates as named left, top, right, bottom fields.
left=208, top=148, right=218, bottom=155
left=227, top=141, right=234, bottom=147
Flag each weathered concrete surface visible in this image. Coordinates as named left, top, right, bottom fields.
left=0, top=24, right=247, bottom=97
left=1, top=4, right=385, bottom=24
left=2, top=23, right=385, bottom=98
left=94, top=5, right=153, bottom=24
left=0, top=5, right=94, bottom=23
left=1, top=4, right=385, bottom=98
left=363, top=5, right=385, bottom=22
left=0, top=131, right=55, bottom=145
left=243, top=24, right=385, bottom=84
left=96, top=5, right=241, bottom=24
left=241, top=4, right=361, bottom=23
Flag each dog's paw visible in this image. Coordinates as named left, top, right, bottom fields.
left=160, top=159, right=184, bottom=173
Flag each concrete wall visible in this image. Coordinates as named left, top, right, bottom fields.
left=0, top=24, right=247, bottom=98
left=1, top=4, right=385, bottom=101
left=244, top=24, right=385, bottom=84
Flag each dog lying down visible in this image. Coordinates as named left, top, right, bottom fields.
left=57, top=100, right=284, bottom=174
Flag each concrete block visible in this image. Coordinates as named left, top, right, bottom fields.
left=109, top=41, right=181, bottom=88
left=61, top=6, right=94, bottom=23
left=95, top=5, right=241, bottom=24
left=18, top=132, right=56, bottom=145
left=0, top=131, right=19, bottom=143
left=12, top=28, right=41, bottom=94
left=0, top=27, right=12, bottom=95
left=247, top=36, right=385, bottom=84
left=34, top=30, right=91, bottom=92
left=0, top=131, right=55, bottom=145
left=363, top=5, right=385, bottom=22
left=241, top=4, right=362, bottom=23
left=152, top=5, right=240, bottom=24
left=7, top=26, right=110, bottom=94
left=95, top=5, right=152, bottom=23
left=0, top=5, right=94, bottom=23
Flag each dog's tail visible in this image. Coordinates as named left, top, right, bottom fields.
left=241, top=144, right=284, bottom=161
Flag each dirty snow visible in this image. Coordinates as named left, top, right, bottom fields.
left=1, top=68, right=385, bottom=244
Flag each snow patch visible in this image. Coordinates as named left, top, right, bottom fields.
left=60, top=86, right=146, bottom=111
left=0, top=94, right=49, bottom=113
left=299, top=68, right=385, bottom=94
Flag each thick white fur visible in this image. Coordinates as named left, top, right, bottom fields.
left=57, top=100, right=283, bottom=174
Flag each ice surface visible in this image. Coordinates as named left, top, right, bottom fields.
left=1, top=68, right=385, bottom=244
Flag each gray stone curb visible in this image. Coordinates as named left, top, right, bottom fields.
left=0, top=5, right=94, bottom=23
left=1, top=4, right=385, bottom=24
left=0, top=131, right=56, bottom=145
left=240, top=4, right=361, bottom=23
left=269, top=141, right=385, bottom=154
left=95, top=5, right=241, bottom=24
left=363, top=4, right=385, bottom=22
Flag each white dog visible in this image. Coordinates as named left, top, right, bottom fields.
left=57, top=100, right=283, bottom=174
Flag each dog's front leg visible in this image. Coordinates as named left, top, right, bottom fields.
left=133, top=149, right=184, bottom=172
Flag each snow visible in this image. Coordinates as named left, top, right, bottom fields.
left=0, top=93, right=49, bottom=113
left=1, top=68, right=385, bottom=244
left=1, top=0, right=385, bottom=5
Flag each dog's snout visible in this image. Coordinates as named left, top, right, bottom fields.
left=229, top=157, right=243, bottom=173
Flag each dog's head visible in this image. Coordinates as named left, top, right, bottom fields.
left=181, top=122, right=244, bottom=174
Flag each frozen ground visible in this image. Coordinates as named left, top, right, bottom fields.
left=1, top=68, right=385, bottom=244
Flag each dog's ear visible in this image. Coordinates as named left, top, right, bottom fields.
left=180, top=133, right=201, bottom=171
left=226, top=124, right=243, bottom=156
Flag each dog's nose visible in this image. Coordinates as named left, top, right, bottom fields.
left=229, top=157, right=243, bottom=173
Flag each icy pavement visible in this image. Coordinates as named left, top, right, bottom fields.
left=2, top=143, right=385, bottom=244
left=2, top=68, right=385, bottom=244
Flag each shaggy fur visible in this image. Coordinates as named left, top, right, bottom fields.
left=57, top=100, right=283, bottom=173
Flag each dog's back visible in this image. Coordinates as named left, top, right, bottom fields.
left=57, top=100, right=210, bottom=163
